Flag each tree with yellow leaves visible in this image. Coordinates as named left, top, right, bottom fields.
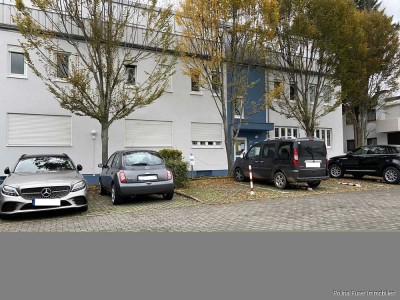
left=176, top=0, right=279, bottom=171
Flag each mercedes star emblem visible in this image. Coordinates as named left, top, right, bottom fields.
left=41, top=188, right=52, bottom=198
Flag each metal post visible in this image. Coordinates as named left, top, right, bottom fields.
left=249, top=165, right=255, bottom=195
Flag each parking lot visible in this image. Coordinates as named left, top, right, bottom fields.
left=1, top=177, right=400, bottom=232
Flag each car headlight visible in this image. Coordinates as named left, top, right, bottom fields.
left=71, top=181, right=86, bottom=192
left=2, top=185, right=19, bottom=197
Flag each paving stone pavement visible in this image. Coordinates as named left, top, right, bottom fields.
left=1, top=186, right=400, bottom=231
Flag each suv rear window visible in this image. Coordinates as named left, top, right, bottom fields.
left=298, top=141, right=326, bottom=158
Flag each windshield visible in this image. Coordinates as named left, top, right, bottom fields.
left=122, top=151, right=164, bottom=166
left=298, top=141, right=326, bottom=158
left=14, top=157, right=75, bottom=173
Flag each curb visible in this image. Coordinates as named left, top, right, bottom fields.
left=175, top=191, right=205, bottom=204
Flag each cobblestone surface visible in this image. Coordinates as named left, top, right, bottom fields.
left=1, top=187, right=400, bottom=231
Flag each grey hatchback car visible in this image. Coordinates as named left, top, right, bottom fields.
left=233, top=137, right=329, bottom=189
left=0, top=154, right=88, bottom=218
left=99, top=150, right=174, bottom=205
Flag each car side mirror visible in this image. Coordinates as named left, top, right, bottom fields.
left=347, top=151, right=353, bottom=155
left=240, top=151, right=246, bottom=159
left=4, top=167, right=10, bottom=175
left=98, top=163, right=107, bottom=169
left=76, top=164, right=83, bottom=171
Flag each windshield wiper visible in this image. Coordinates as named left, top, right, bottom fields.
left=304, top=147, right=315, bottom=161
left=132, top=163, right=148, bottom=166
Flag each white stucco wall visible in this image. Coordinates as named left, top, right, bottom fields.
left=0, top=27, right=228, bottom=174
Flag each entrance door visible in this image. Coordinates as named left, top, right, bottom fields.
left=234, top=138, right=247, bottom=160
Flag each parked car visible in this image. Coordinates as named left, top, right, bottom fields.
left=328, top=145, right=400, bottom=184
left=233, top=137, right=329, bottom=189
left=0, top=154, right=88, bottom=218
left=99, top=150, right=174, bottom=204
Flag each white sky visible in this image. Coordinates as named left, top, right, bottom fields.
left=378, top=0, right=400, bottom=22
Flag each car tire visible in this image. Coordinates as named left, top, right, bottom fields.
left=111, top=184, right=123, bottom=205
left=307, top=180, right=321, bottom=188
left=274, top=171, right=288, bottom=189
left=383, top=167, right=400, bottom=184
left=162, top=192, right=174, bottom=200
left=329, top=164, right=344, bottom=178
left=234, top=168, right=246, bottom=182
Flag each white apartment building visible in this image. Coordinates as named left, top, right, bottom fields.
left=0, top=0, right=344, bottom=182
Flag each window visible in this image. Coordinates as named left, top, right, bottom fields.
left=367, top=109, right=376, bottom=122
left=125, top=119, right=172, bottom=147
left=8, top=46, right=27, bottom=78
left=323, top=86, right=331, bottom=104
left=10, top=52, right=26, bottom=76
left=191, top=123, right=222, bottom=148
left=234, top=97, right=244, bottom=119
left=125, top=65, right=137, bottom=86
left=367, top=138, right=377, bottom=145
left=278, top=142, right=291, bottom=159
left=7, top=113, right=72, bottom=146
left=347, top=140, right=355, bottom=152
left=274, top=127, right=298, bottom=138
left=56, top=52, right=70, bottom=79
left=273, top=80, right=283, bottom=100
left=353, top=146, right=369, bottom=155
left=111, top=154, right=120, bottom=168
left=247, top=145, right=261, bottom=159
left=262, top=143, right=276, bottom=158
left=191, top=72, right=201, bottom=92
left=315, top=128, right=332, bottom=148
left=309, top=84, right=316, bottom=103
left=289, top=83, right=295, bottom=101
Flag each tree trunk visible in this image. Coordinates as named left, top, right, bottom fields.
left=101, top=123, right=109, bottom=165
left=225, top=120, right=234, bottom=175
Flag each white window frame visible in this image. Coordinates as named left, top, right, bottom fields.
left=323, top=85, right=331, bottom=105
left=274, top=126, right=299, bottom=139
left=125, top=64, right=137, bottom=87
left=234, top=96, right=244, bottom=119
left=309, top=84, right=317, bottom=104
left=55, top=51, right=71, bottom=80
left=272, top=80, right=283, bottom=101
left=190, top=70, right=202, bottom=95
left=315, top=128, right=332, bottom=148
left=8, top=46, right=27, bottom=79
left=191, top=122, right=223, bottom=148
left=289, top=83, right=296, bottom=101
left=7, top=113, right=72, bottom=147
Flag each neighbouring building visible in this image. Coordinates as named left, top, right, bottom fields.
left=343, top=96, right=400, bottom=152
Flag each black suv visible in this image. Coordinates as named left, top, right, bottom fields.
left=233, top=137, right=328, bottom=189
left=328, top=145, right=400, bottom=184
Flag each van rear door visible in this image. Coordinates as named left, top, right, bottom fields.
left=296, top=140, right=327, bottom=179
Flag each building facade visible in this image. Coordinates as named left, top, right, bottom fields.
left=1, top=1, right=344, bottom=183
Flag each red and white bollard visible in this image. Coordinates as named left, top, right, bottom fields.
left=249, top=165, right=255, bottom=195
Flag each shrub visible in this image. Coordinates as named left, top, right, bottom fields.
left=160, top=149, right=189, bottom=188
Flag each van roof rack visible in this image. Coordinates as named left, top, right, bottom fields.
left=264, top=136, right=296, bottom=141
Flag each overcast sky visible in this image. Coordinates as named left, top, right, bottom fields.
left=377, top=0, right=400, bottom=22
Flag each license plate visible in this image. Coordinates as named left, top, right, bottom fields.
left=32, top=199, right=61, bottom=206
left=138, top=175, right=158, bottom=181
left=305, top=160, right=321, bottom=168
